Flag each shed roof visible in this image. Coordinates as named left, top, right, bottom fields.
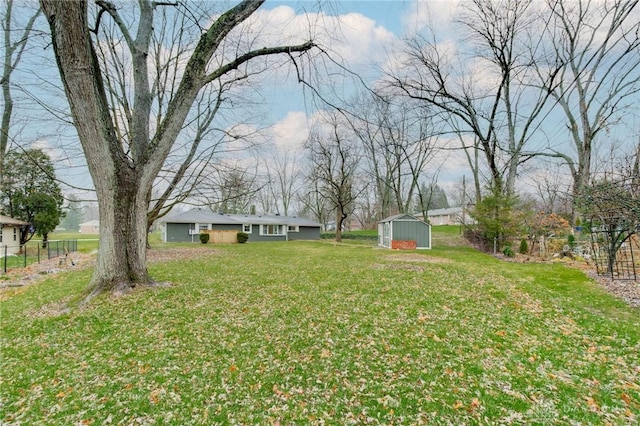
left=379, top=213, right=428, bottom=224
left=162, top=208, right=322, bottom=227
left=0, top=215, right=29, bottom=226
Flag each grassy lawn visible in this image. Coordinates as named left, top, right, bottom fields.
left=1, top=236, right=639, bottom=424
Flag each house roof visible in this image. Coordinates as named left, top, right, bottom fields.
left=0, top=215, right=29, bottom=226
left=379, top=213, right=428, bottom=224
left=79, top=220, right=100, bottom=227
left=161, top=208, right=322, bottom=227
left=427, top=207, right=464, bottom=216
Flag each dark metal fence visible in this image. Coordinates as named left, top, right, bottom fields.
left=590, top=228, right=637, bottom=281
left=1, top=239, right=78, bottom=274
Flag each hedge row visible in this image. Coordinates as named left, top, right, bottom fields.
left=320, top=232, right=378, bottom=241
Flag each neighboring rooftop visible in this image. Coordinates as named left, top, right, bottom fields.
left=0, top=215, right=29, bottom=226
left=161, top=208, right=322, bottom=227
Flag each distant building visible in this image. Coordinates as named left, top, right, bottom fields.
left=420, top=206, right=475, bottom=226
left=160, top=208, right=322, bottom=243
left=79, top=220, right=100, bottom=234
left=0, top=215, right=29, bottom=256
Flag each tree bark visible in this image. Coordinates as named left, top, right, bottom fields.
left=41, top=0, right=315, bottom=296
left=41, top=0, right=149, bottom=294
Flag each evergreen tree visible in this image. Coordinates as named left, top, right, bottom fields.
left=416, top=183, right=450, bottom=212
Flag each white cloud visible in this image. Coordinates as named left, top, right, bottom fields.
left=402, top=0, right=460, bottom=36
left=30, top=139, right=63, bottom=163
left=268, top=111, right=311, bottom=153
left=242, top=5, right=397, bottom=67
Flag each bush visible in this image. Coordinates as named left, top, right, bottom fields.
left=567, top=234, right=576, bottom=249
left=199, top=233, right=210, bottom=244
left=237, top=232, right=249, bottom=244
left=467, top=189, right=520, bottom=251
left=503, top=245, right=515, bottom=258
left=320, top=232, right=377, bottom=241
left=518, top=238, right=528, bottom=255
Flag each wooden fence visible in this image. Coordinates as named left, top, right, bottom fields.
left=202, top=230, right=238, bottom=244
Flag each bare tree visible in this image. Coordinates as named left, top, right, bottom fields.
left=197, top=163, right=260, bottom=214
left=298, top=176, right=332, bottom=230
left=40, top=0, right=316, bottom=296
left=351, top=93, right=440, bottom=219
left=263, top=152, right=299, bottom=216
left=388, top=0, right=560, bottom=196
left=539, top=0, right=640, bottom=223
left=527, top=162, right=573, bottom=215
left=305, top=112, right=362, bottom=242
left=1, top=0, right=41, bottom=180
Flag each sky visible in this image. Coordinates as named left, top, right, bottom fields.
left=12, top=0, right=462, bottom=196
left=7, top=0, right=640, bottom=208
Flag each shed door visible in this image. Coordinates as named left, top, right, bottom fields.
left=383, top=222, right=391, bottom=247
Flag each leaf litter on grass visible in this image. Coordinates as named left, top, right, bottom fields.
left=1, top=241, right=639, bottom=425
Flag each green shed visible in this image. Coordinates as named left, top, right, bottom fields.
left=378, top=213, right=431, bottom=250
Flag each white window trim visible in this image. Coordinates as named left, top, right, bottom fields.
left=287, top=225, right=299, bottom=232
left=260, top=224, right=285, bottom=236
left=243, top=224, right=252, bottom=233
left=189, top=223, right=211, bottom=235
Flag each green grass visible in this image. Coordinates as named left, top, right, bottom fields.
left=1, top=236, right=639, bottom=425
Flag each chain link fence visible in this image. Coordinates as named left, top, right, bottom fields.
left=1, top=239, right=78, bottom=274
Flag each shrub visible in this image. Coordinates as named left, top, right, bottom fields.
left=199, top=233, right=210, bottom=244
left=321, top=232, right=377, bottom=241
left=467, top=188, right=520, bottom=251
left=518, top=238, right=528, bottom=255
left=503, top=245, right=515, bottom=258
left=567, top=234, right=576, bottom=249
left=237, top=232, right=249, bottom=244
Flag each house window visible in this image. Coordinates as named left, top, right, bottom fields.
left=243, top=224, right=252, bottom=233
left=260, top=224, right=284, bottom=236
left=13, top=227, right=17, bottom=241
left=288, top=225, right=299, bottom=232
left=189, top=223, right=210, bottom=235
left=0, top=227, right=3, bottom=243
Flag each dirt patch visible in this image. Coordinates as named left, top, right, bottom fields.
left=0, top=246, right=218, bottom=296
left=372, top=253, right=453, bottom=272
left=385, top=253, right=453, bottom=264
left=585, top=270, right=640, bottom=308
left=147, top=246, right=218, bottom=263
left=0, top=252, right=96, bottom=297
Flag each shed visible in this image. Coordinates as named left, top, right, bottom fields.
left=378, top=213, right=431, bottom=250
left=0, top=215, right=29, bottom=256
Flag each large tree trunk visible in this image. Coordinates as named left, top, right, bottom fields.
left=41, top=0, right=154, bottom=295
left=91, top=170, right=152, bottom=296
